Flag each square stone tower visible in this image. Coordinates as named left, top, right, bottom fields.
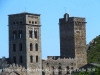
left=59, top=13, right=87, bottom=67
left=8, top=12, right=42, bottom=75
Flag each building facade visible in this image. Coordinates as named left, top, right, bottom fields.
left=59, top=13, right=87, bottom=67
left=0, top=12, right=87, bottom=75
left=8, top=12, right=42, bottom=75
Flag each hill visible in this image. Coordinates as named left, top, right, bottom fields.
left=87, top=35, right=100, bottom=63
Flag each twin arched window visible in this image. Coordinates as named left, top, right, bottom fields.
left=13, top=56, right=23, bottom=64
left=30, top=43, right=38, bottom=51
left=29, top=30, right=38, bottom=39
left=13, top=30, right=22, bottom=39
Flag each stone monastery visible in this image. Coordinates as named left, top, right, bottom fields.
left=0, top=12, right=87, bottom=75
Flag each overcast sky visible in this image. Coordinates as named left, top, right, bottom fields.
left=0, top=0, right=100, bottom=58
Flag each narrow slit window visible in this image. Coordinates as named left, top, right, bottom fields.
left=30, top=43, right=33, bottom=51
left=13, top=31, right=17, bottom=39
left=30, top=56, right=33, bottom=63
left=35, top=21, right=37, bottom=24
left=13, top=22, right=15, bottom=24
left=35, top=43, right=38, bottom=51
left=29, top=30, right=33, bottom=38
left=20, top=56, right=23, bottom=63
left=36, top=56, right=38, bottom=63
left=13, top=56, right=16, bottom=64
left=34, top=30, right=37, bottom=39
left=32, top=21, right=34, bottom=24
left=19, top=43, right=22, bottom=51
left=19, top=30, right=22, bottom=38
left=13, top=44, right=16, bottom=51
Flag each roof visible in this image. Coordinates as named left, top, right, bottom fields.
left=8, top=12, right=40, bottom=16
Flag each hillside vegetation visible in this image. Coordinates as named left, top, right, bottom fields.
left=87, top=35, right=100, bottom=63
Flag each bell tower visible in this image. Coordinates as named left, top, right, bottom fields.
left=8, top=12, right=42, bottom=75
left=59, top=13, right=87, bottom=67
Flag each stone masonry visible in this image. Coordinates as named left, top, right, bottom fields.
left=0, top=12, right=87, bottom=75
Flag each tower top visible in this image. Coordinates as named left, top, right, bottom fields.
left=8, top=12, right=40, bottom=16
left=64, top=13, right=69, bottom=19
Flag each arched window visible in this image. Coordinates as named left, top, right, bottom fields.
left=35, top=43, right=38, bottom=51
left=29, top=30, right=33, bottom=38
left=30, top=43, right=33, bottom=51
left=32, top=21, right=34, bottom=24
left=36, top=56, right=38, bottom=63
left=30, top=55, right=33, bottom=63
left=13, top=31, right=17, bottom=39
left=34, top=30, right=37, bottom=39
left=35, top=21, right=37, bottom=24
left=19, top=30, right=22, bottom=38
left=20, top=56, right=22, bottom=63
left=13, top=44, right=16, bottom=51
left=13, top=56, right=16, bottom=64
left=19, top=43, right=22, bottom=51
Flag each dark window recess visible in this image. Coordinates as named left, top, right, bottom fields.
left=29, top=21, right=31, bottom=24
left=13, top=56, right=16, bottom=64
left=67, top=71, right=70, bottom=74
left=42, top=72, right=45, bottom=75
left=30, top=43, right=33, bottom=51
left=19, top=43, right=22, bottom=51
left=20, top=56, right=23, bottom=63
left=13, top=31, right=17, bottom=39
left=71, top=67, right=73, bottom=69
left=35, top=43, right=38, bottom=51
left=53, top=71, right=55, bottom=75
left=35, top=21, right=37, bottom=24
left=13, top=44, right=16, bottom=51
left=29, top=31, right=33, bottom=38
left=20, top=21, right=22, bottom=24
left=30, top=56, right=33, bottom=63
left=66, top=66, right=69, bottom=70
left=19, top=30, right=22, bottom=38
left=47, top=63, right=49, bottom=66
left=16, top=21, right=19, bottom=24
left=36, top=56, right=38, bottom=63
left=13, top=22, right=15, bottom=24
left=34, top=30, right=37, bottom=39
left=32, top=21, right=34, bottom=24
left=58, top=66, right=62, bottom=75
